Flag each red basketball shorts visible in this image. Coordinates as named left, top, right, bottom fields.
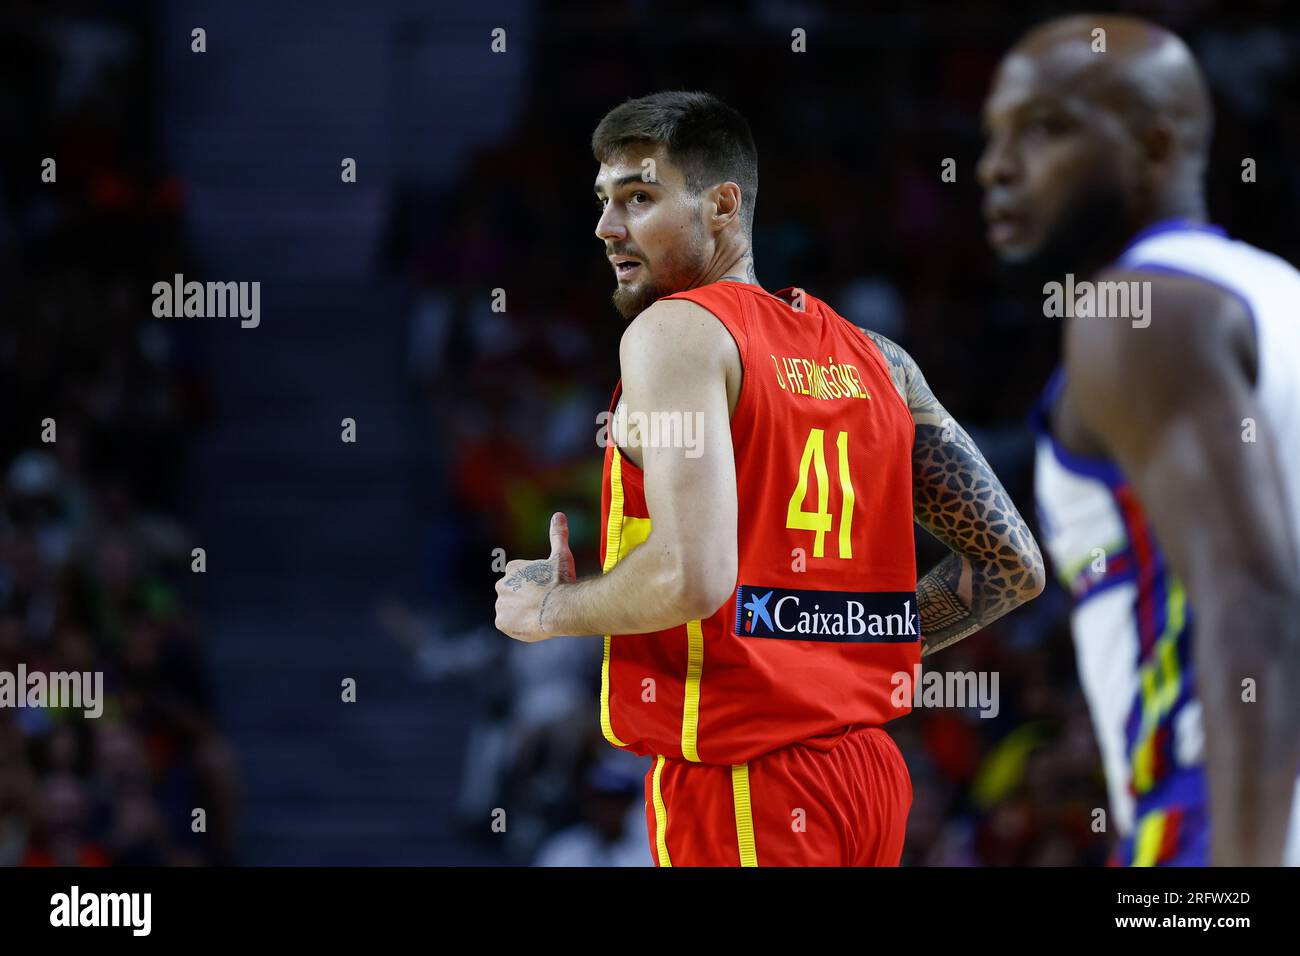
left=642, top=724, right=912, bottom=866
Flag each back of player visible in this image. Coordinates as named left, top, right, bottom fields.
left=599, top=280, right=918, bottom=865
left=1033, top=221, right=1300, bottom=864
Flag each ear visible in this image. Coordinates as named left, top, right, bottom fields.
left=1142, top=118, right=1180, bottom=172
left=710, top=181, right=744, bottom=231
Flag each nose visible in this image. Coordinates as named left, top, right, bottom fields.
left=594, top=203, right=626, bottom=243
left=977, top=132, right=1019, bottom=191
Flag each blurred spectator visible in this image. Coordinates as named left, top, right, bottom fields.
left=0, top=1, right=235, bottom=867
left=533, top=753, right=652, bottom=867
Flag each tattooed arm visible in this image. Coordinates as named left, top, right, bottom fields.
left=862, top=329, right=1045, bottom=655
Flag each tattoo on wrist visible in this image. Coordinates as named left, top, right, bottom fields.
left=538, top=587, right=554, bottom=633
left=918, top=570, right=968, bottom=633
left=912, top=422, right=1044, bottom=651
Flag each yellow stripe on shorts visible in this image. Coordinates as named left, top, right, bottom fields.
left=681, top=619, right=704, bottom=762
left=652, top=755, right=672, bottom=867
left=732, top=763, right=758, bottom=867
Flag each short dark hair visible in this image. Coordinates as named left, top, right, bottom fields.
left=591, top=90, right=758, bottom=235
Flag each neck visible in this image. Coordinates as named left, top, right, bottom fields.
left=1135, top=190, right=1207, bottom=232
left=711, top=250, right=758, bottom=287
left=1080, top=193, right=1208, bottom=278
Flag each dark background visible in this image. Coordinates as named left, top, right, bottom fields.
left=1, top=0, right=1296, bottom=866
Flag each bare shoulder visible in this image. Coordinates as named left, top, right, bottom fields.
left=1066, top=268, right=1254, bottom=404
left=618, top=297, right=743, bottom=403
left=621, top=298, right=734, bottom=356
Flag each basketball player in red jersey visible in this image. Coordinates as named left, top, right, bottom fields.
left=495, top=91, right=1045, bottom=866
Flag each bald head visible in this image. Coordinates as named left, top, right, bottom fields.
left=1011, top=15, right=1212, bottom=163
left=979, top=15, right=1213, bottom=269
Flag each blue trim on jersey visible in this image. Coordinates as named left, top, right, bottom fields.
left=1030, top=368, right=1126, bottom=488
left=1027, top=366, right=1064, bottom=438
left=1046, top=430, right=1126, bottom=488
left=1114, top=767, right=1210, bottom=866
left=1072, top=561, right=1138, bottom=607
left=1032, top=368, right=1137, bottom=609
left=1117, top=490, right=1175, bottom=785
left=1168, top=619, right=1199, bottom=729
left=1112, top=261, right=1260, bottom=341
left=1033, top=366, right=1196, bottom=801
left=1140, top=763, right=1208, bottom=810
left=1118, top=218, right=1227, bottom=258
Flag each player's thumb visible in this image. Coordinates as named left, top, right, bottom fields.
left=548, top=511, right=570, bottom=559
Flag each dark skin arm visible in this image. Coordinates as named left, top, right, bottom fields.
left=1067, top=269, right=1300, bottom=866
left=863, top=330, right=1046, bottom=655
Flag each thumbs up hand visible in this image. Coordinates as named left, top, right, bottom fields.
left=548, top=511, right=577, bottom=586
left=493, top=512, right=577, bottom=643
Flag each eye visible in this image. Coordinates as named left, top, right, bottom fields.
left=1025, top=115, right=1068, bottom=138
left=631, top=191, right=650, bottom=204
left=595, top=196, right=608, bottom=210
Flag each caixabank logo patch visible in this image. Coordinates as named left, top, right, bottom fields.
left=735, top=584, right=920, bottom=643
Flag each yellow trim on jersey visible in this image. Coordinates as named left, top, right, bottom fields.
left=602, top=449, right=626, bottom=575
left=1130, top=582, right=1188, bottom=793
left=732, top=763, right=758, bottom=867
left=652, top=755, right=672, bottom=867
left=1057, top=537, right=1128, bottom=588
left=600, top=449, right=629, bottom=748
left=1132, top=809, right=1167, bottom=867
left=600, top=445, right=704, bottom=764
left=681, top=619, right=704, bottom=762
left=600, top=449, right=657, bottom=749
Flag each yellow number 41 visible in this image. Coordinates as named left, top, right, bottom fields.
left=786, top=428, right=855, bottom=559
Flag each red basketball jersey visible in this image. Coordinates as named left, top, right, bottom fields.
left=597, top=281, right=918, bottom=764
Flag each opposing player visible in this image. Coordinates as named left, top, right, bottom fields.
left=496, top=91, right=1044, bottom=866
left=979, top=15, right=1300, bottom=865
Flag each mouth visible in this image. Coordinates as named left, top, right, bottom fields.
left=985, top=207, right=1026, bottom=247
left=610, top=255, right=643, bottom=283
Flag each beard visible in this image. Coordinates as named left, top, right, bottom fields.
left=994, top=184, right=1134, bottom=297
left=611, top=274, right=666, bottom=320
left=609, top=222, right=710, bottom=320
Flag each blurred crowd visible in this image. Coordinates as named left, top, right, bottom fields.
left=0, top=3, right=237, bottom=866
left=384, top=0, right=1300, bottom=866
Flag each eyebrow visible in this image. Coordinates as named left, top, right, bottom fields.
left=594, top=173, right=659, bottom=196
left=982, top=95, right=1056, bottom=131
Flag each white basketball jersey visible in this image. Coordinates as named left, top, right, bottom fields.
left=1032, top=219, right=1300, bottom=864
